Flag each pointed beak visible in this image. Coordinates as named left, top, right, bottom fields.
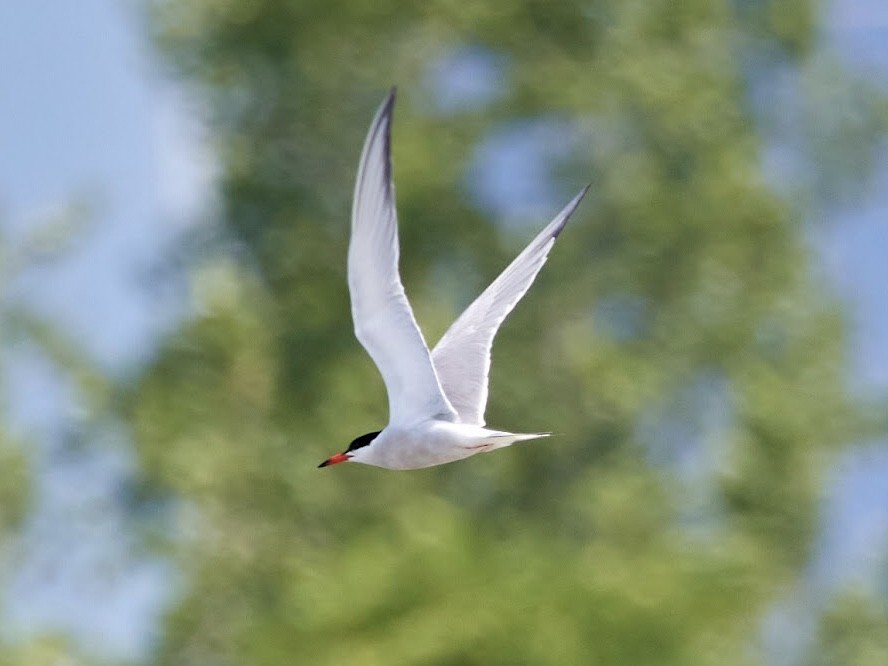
left=318, top=452, right=350, bottom=468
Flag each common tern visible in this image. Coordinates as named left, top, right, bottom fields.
left=319, top=89, right=587, bottom=470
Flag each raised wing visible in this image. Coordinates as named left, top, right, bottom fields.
left=432, top=188, right=588, bottom=425
left=348, top=89, right=457, bottom=426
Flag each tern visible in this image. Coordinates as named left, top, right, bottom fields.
left=319, top=89, right=587, bottom=470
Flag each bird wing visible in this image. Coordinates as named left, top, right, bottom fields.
left=431, top=188, right=588, bottom=425
left=348, top=89, right=457, bottom=426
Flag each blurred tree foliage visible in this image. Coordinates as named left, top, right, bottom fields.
left=803, top=592, right=888, bottom=666
left=0, top=209, right=99, bottom=663
left=0, top=205, right=100, bottom=577
left=122, top=0, right=887, bottom=664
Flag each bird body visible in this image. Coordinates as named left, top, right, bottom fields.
left=319, top=88, right=586, bottom=470
left=343, top=422, right=550, bottom=470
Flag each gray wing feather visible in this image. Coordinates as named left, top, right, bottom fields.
left=432, top=188, right=588, bottom=425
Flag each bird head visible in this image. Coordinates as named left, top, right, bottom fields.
left=318, top=430, right=381, bottom=468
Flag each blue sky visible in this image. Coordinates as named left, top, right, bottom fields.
left=0, top=0, right=886, bottom=661
left=0, top=1, right=211, bottom=372
left=820, top=0, right=888, bottom=391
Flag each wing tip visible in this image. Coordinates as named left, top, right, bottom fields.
left=549, top=184, right=591, bottom=240
left=357, top=86, right=398, bottom=210
left=378, top=86, right=397, bottom=127
left=380, top=88, right=396, bottom=189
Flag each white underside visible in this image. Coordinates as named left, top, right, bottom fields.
left=349, top=420, right=549, bottom=470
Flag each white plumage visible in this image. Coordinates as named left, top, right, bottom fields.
left=319, top=89, right=587, bottom=470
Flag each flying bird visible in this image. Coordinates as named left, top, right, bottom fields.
left=319, top=89, right=587, bottom=470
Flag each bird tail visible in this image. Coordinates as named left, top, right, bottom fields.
left=482, top=431, right=551, bottom=450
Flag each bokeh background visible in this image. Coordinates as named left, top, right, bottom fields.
left=2, top=0, right=888, bottom=664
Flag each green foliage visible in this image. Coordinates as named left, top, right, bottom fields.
left=0, top=435, right=28, bottom=535
left=125, top=0, right=888, bottom=663
left=0, top=201, right=149, bottom=665
left=0, top=635, right=93, bottom=666
left=804, top=592, right=888, bottom=666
